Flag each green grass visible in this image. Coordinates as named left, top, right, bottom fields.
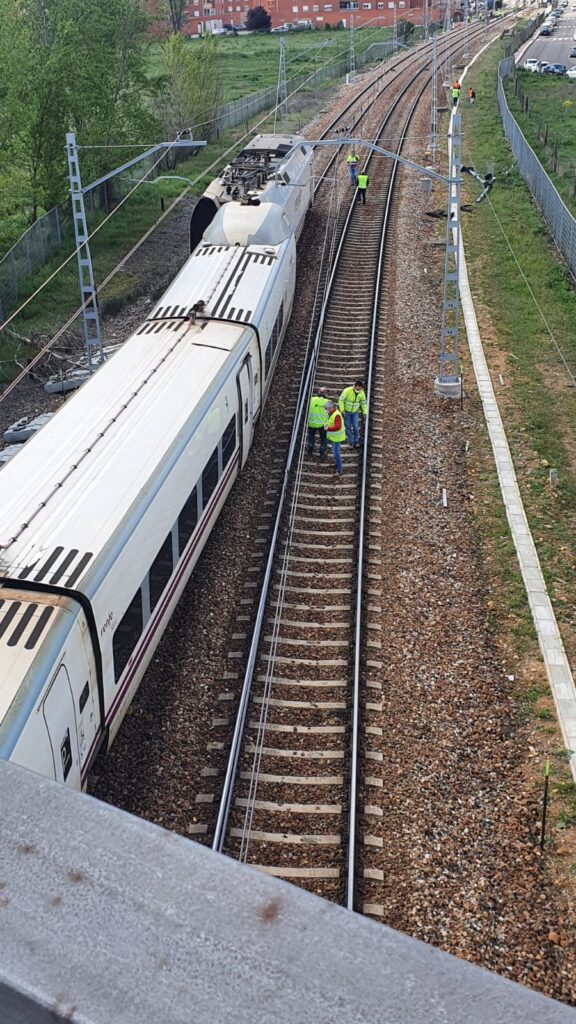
left=148, top=27, right=395, bottom=101
left=460, top=40, right=576, bottom=721
left=505, top=69, right=576, bottom=214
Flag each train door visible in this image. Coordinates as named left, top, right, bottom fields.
left=236, top=355, right=254, bottom=468
left=42, top=664, right=81, bottom=789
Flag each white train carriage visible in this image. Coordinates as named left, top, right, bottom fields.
left=0, top=198, right=298, bottom=790
left=190, top=133, right=313, bottom=252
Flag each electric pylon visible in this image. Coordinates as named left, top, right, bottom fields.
left=65, top=132, right=103, bottom=372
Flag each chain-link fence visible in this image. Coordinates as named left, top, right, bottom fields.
left=0, top=207, right=67, bottom=322
left=498, top=52, right=576, bottom=278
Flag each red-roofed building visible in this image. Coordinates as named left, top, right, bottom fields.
left=148, top=0, right=448, bottom=35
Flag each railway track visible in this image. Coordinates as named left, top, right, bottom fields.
left=208, top=34, right=475, bottom=911
left=92, top=16, right=501, bottom=885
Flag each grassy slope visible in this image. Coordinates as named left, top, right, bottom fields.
left=505, top=68, right=576, bottom=213
left=461, top=39, right=576, bottom=829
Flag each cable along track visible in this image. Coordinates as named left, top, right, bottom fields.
left=213, top=53, right=448, bottom=911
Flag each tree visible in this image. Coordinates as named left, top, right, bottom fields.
left=0, top=0, right=159, bottom=223
left=166, top=0, right=188, bottom=32
left=398, top=18, right=415, bottom=40
left=245, top=5, right=272, bottom=31
left=153, top=33, right=222, bottom=151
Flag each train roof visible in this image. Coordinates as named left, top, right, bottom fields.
left=244, top=133, right=306, bottom=156
left=202, top=133, right=311, bottom=208
left=0, top=294, right=258, bottom=587
left=153, top=236, right=283, bottom=322
left=0, top=235, right=288, bottom=703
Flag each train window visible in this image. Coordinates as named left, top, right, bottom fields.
left=61, top=729, right=72, bottom=781
left=149, top=533, right=174, bottom=612
left=265, top=342, right=272, bottom=377
left=278, top=301, right=284, bottom=329
left=79, top=681, right=90, bottom=713
left=178, top=485, right=198, bottom=554
left=113, top=589, right=143, bottom=683
left=271, top=319, right=279, bottom=356
left=202, top=445, right=219, bottom=507
left=222, top=416, right=236, bottom=469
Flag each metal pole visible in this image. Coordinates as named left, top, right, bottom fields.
left=540, top=759, right=551, bottom=854
left=275, top=38, right=288, bottom=130
left=65, top=132, right=103, bottom=372
left=393, top=4, right=398, bottom=54
left=442, top=0, right=451, bottom=86
left=349, top=14, right=356, bottom=84
left=463, top=0, right=469, bottom=56
left=424, top=0, right=429, bottom=39
left=435, top=112, right=462, bottom=399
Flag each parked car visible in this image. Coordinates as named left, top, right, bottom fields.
left=566, top=64, right=576, bottom=77
left=540, top=23, right=552, bottom=32
left=570, top=45, right=576, bottom=55
left=523, top=57, right=542, bottom=71
left=542, top=62, right=567, bottom=74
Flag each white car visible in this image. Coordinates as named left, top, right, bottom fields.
left=566, top=65, right=576, bottom=77
left=523, top=57, right=543, bottom=71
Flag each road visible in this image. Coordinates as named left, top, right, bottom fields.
left=522, top=7, right=576, bottom=66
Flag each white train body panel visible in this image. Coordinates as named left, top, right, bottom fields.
left=0, top=157, right=302, bottom=789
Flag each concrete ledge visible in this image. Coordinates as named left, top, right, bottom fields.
left=1, top=759, right=575, bottom=1023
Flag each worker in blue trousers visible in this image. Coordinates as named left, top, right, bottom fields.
left=338, top=381, right=368, bottom=448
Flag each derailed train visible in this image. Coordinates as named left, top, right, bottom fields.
left=0, top=134, right=313, bottom=789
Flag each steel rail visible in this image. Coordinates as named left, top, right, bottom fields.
left=311, top=21, right=488, bottom=200
left=345, top=64, right=434, bottom=913
left=212, top=32, right=467, bottom=857
left=309, top=21, right=483, bottom=199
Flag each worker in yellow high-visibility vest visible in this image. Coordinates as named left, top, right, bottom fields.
left=307, top=385, right=329, bottom=459
left=324, top=401, right=346, bottom=479
left=356, top=172, right=369, bottom=206
left=339, top=380, right=368, bottom=448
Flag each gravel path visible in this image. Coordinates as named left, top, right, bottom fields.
left=363, top=96, right=576, bottom=1004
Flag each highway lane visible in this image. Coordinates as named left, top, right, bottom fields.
left=522, top=7, right=576, bottom=66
